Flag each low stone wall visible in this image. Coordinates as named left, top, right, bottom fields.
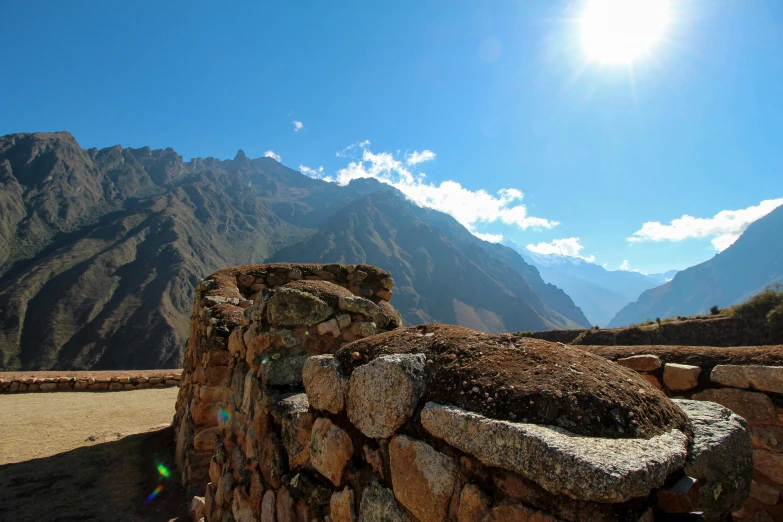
left=0, top=370, right=182, bottom=393
left=580, top=345, right=783, bottom=521
left=174, top=263, right=400, bottom=494
left=528, top=315, right=778, bottom=347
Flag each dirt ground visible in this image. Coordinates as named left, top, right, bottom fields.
left=0, top=388, right=189, bottom=521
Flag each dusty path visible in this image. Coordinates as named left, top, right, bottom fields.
left=0, top=388, right=187, bottom=521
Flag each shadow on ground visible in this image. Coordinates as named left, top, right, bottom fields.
left=0, top=426, right=189, bottom=522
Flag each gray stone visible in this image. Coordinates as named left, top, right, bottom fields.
left=266, top=287, right=332, bottom=326
left=358, top=482, right=412, bottom=522
left=710, top=365, right=751, bottom=388
left=347, top=354, right=426, bottom=438
left=420, top=402, right=688, bottom=503
left=339, top=295, right=379, bottom=315
left=673, top=399, right=753, bottom=521
left=261, top=490, right=276, bottom=522
left=711, top=365, right=783, bottom=394
left=303, top=355, right=348, bottom=414
left=261, top=353, right=310, bottom=387
left=354, top=322, right=377, bottom=338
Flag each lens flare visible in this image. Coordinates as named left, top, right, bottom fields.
left=305, top=330, right=310, bottom=335
left=144, top=484, right=164, bottom=504
left=157, top=464, right=170, bottom=478
left=218, top=408, right=231, bottom=422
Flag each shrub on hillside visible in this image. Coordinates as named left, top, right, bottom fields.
left=726, top=284, right=783, bottom=322
left=768, top=304, right=783, bottom=341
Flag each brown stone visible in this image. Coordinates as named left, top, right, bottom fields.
left=149, top=377, right=164, bottom=384
left=750, top=480, right=780, bottom=505
left=189, top=496, right=206, bottom=521
left=192, top=399, right=222, bottom=426
left=232, top=487, right=255, bottom=522
left=73, top=380, right=88, bottom=390
left=229, top=328, right=247, bottom=359
left=210, top=456, right=222, bottom=485
left=238, top=274, right=256, bottom=287
left=199, top=385, right=227, bottom=402
left=389, top=435, right=457, bottom=522
left=458, top=484, right=491, bottom=522
left=364, top=445, right=385, bottom=479
left=302, top=355, right=348, bottom=414
left=261, top=490, right=276, bottom=522
left=711, top=365, right=751, bottom=388
left=640, top=374, right=663, bottom=390
left=753, top=449, right=783, bottom=483
left=692, top=388, right=777, bottom=421
left=205, top=366, right=230, bottom=385
left=123, top=383, right=135, bottom=390
left=663, top=363, right=701, bottom=390
left=617, top=355, right=663, bottom=372
left=310, top=417, right=354, bottom=486
left=712, top=365, right=783, bottom=394
left=481, top=502, right=560, bottom=522
left=136, top=376, right=149, bottom=383
left=657, top=476, right=699, bottom=513
left=330, top=487, right=356, bottom=522
left=276, top=486, right=296, bottom=522
left=751, top=425, right=783, bottom=451
left=194, top=426, right=221, bottom=452
left=109, top=382, right=123, bottom=391
left=260, top=432, right=286, bottom=489
left=317, top=318, right=341, bottom=338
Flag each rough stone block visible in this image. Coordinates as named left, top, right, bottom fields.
left=481, top=502, right=561, bottom=522
left=753, top=449, right=783, bottom=483
left=261, top=490, right=276, bottom=522
left=266, top=287, right=332, bottom=327
left=712, top=365, right=783, bottom=394
left=189, top=496, right=206, bottom=521
left=347, top=353, right=426, bottom=438
left=750, top=425, right=783, bottom=452
left=691, top=388, right=776, bottom=421
left=663, top=363, right=701, bottom=390
left=330, top=487, right=356, bottom=522
left=674, top=399, right=753, bottom=521
left=271, top=393, right=314, bottom=469
left=317, top=318, right=341, bottom=338
left=710, top=365, right=751, bottom=389
left=750, top=480, right=780, bottom=505
left=359, top=482, right=412, bottom=522
left=303, top=355, right=348, bottom=414
left=261, top=354, right=310, bottom=387
left=421, top=402, right=688, bottom=503
left=617, top=355, right=663, bottom=372
left=310, top=417, right=353, bottom=486
left=389, top=435, right=457, bottom=522
left=458, top=483, right=491, bottom=522
left=657, top=476, right=700, bottom=513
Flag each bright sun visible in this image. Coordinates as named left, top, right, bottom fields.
left=581, top=0, right=671, bottom=64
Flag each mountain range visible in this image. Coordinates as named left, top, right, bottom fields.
left=0, top=131, right=588, bottom=371
left=608, top=204, right=783, bottom=327
left=503, top=241, right=676, bottom=327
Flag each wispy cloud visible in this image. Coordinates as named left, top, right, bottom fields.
left=293, top=121, right=304, bottom=132
left=473, top=232, right=504, bottom=243
left=628, top=198, right=783, bottom=251
left=300, top=164, right=327, bottom=180
left=309, top=141, right=558, bottom=240
left=619, top=260, right=631, bottom=271
left=406, top=150, right=436, bottom=166
left=264, top=150, right=281, bottom=162
left=526, top=237, right=596, bottom=262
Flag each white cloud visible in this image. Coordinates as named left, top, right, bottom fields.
left=293, top=121, right=304, bottom=132
left=525, top=237, right=596, bottom=262
left=628, top=198, right=783, bottom=251
left=264, top=150, right=281, bottom=162
left=406, top=150, right=436, bottom=166
left=310, top=141, right=559, bottom=239
left=619, top=260, right=631, bottom=271
left=473, top=232, right=504, bottom=243
left=300, top=164, right=330, bottom=181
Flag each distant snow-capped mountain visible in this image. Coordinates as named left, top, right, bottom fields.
left=503, top=240, right=675, bottom=327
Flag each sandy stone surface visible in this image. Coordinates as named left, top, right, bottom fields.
left=0, top=387, right=178, bottom=464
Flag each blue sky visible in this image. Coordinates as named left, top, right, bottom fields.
left=1, top=1, right=782, bottom=274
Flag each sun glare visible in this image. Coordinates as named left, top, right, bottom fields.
left=581, top=0, right=670, bottom=64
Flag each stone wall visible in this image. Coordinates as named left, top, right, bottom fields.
left=528, top=315, right=778, bottom=347
left=174, top=263, right=758, bottom=522
left=0, top=370, right=181, bottom=393
left=174, top=263, right=400, bottom=494
left=580, top=345, right=783, bottom=521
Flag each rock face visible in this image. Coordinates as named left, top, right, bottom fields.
left=346, top=353, right=426, bottom=438
left=673, top=399, right=753, bottom=521
left=389, top=435, right=457, bottom=522
left=421, top=402, right=689, bottom=503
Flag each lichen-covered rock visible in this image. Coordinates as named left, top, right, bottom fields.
left=261, top=353, right=310, bottom=387
left=303, top=355, right=348, bottom=414
left=347, top=353, right=426, bottom=438
left=673, top=399, right=753, bottom=521
left=421, top=402, right=688, bottom=503
left=310, top=417, right=354, bottom=486
left=266, top=287, right=332, bottom=326
left=359, top=482, right=413, bottom=522
left=389, top=435, right=457, bottom=522
left=339, top=295, right=381, bottom=318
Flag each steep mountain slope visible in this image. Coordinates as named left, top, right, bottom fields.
left=272, top=190, right=589, bottom=332
left=0, top=130, right=588, bottom=370
left=609, top=205, right=783, bottom=327
left=502, top=241, right=667, bottom=326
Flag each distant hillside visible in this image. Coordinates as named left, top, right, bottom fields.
left=504, top=241, right=670, bottom=326
left=609, top=205, right=783, bottom=327
left=272, top=190, right=590, bottom=332
left=0, top=131, right=588, bottom=370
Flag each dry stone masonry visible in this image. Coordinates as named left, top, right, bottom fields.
left=0, top=370, right=181, bottom=393
left=173, top=264, right=760, bottom=522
